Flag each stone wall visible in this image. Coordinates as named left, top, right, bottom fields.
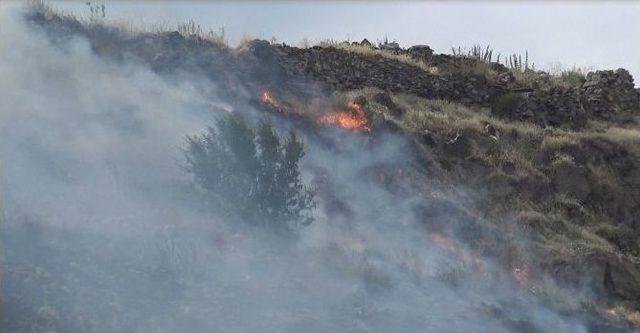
left=582, top=69, right=640, bottom=122
left=253, top=41, right=640, bottom=128
left=28, top=10, right=640, bottom=129
left=263, top=42, right=500, bottom=105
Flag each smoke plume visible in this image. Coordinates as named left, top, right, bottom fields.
left=0, top=4, right=596, bottom=333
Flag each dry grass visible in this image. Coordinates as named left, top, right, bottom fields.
left=318, top=40, right=439, bottom=75
left=397, top=95, right=543, bottom=140
left=176, top=20, right=229, bottom=49
left=346, top=88, right=640, bottom=186
left=400, top=99, right=484, bottom=133
left=28, top=0, right=55, bottom=17
left=30, top=2, right=233, bottom=49
left=541, top=126, right=640, bottom=156
left=599, top=126, right=640, bottom=142
left=390, top=95, right=545, bottom=176
left=540, top=134, right=579, bottom=153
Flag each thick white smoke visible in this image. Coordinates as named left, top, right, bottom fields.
left=1, top=5, right=593, bottom=333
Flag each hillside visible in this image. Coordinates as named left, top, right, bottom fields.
left=3, top=3, right=640, bottom=332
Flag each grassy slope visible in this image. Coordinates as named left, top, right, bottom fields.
left=17, top=1, right=640, bottom=327
left=346, top=87, right=640, bottom=300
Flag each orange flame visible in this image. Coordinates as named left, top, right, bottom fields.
left=317, top=100, right=371, bottom=132
left=259, top=89, right=303, bottom=116
left=260, top=89, right=282, bottom=109
left=512, top=267, right=529, bottom=287
left=258, top=90, right=370, bottom=132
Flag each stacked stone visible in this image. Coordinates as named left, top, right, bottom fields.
left=582, top=69, right=640, bottom=121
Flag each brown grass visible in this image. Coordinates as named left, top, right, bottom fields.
left=318, top=40, right=439, bottom=75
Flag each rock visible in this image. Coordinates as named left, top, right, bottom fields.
left=512, top=87, right=586, bottom=128
left=582, top=68, right=640, bottom=122
left=407, top=45, right=434, bottom=59
left=360, top=38, right=372, bottom=47
left=379, top=41, right=401, bottom=52
left=497, top=71, right=515, bottom=85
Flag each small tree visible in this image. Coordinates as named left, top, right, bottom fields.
left=185, top=113, right=314, bottom=234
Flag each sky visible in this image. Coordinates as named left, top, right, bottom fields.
left=47, top=1, right=640, bottom=85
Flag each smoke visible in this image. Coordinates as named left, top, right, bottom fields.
left=0, top=5, right=595, bottom=333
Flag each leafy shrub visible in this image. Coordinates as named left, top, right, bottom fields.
left=185, top=113, right=315, bottom=234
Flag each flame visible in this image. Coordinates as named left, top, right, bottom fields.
left=512, top=267, right=529, bottom=287
left=259, top=88, right=302, bottom=116
left=260, top=89, right=277, bottom=107
left=258, top=89, right=370, bottom=132
left=317, top=100, right=371, bottom=132
left=260, top=89, right=283, bottom=110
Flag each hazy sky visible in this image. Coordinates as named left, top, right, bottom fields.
left=51, top=1, right=640, bottom=83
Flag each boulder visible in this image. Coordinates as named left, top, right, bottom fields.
left=582, top=68, right=640, bottom=121
left=497, top=71, right=515, bottom=85
left=379, top=41, right=401, bottom=52
left=407, top=45, right=434, bottom=60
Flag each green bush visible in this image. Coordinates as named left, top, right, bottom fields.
left=185, top=113, right=315, bottom=234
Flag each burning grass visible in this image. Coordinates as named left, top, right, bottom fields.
left=258, top=88, right=371, bottom=132
left=316, top=100, right=371, bottom=132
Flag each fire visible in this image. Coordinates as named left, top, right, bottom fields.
left=258, top=89, right=371, bottom=132
left=260, top=89, right=277, bottom=106
left=317, top=100, right=371, bottom=132
left=260, top=89, right=283, bottom=110
left=512, top=266, right=529, bottom=287
left=259, top=88, right=302, bottom=116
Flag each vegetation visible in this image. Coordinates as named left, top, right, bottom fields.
left=556, top=68, right=587, bottom=88
left=177, top=20, right=229, bottom=49
left=185, top=114, right=315, bottom=234
left=19, top=2, right=640, bottom=326
left=318, top=39, right=439, bottom=75
left=336, top=87, right=640, bottom=254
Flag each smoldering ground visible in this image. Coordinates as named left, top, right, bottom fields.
left=0, top=4, right=599, bottom=333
